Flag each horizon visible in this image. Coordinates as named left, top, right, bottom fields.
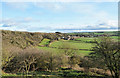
left=0, top=2, right=118, bottom=33
left=1, top=29, right=118, bottom=33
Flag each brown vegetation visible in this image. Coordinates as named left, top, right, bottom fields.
left=2, top=30, right=65, bottom=49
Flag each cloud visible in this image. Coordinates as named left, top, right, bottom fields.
left=0, top=17, right=41, bottom=32
left=0, top=24, right=12, bottom=27
left=107, top=20, right=118, bottom=27
left=0, top=24, right=4, bottom=27
left=0, top=18, right=18, bottom=28
left=53, top=20, right=118, bottom=31
left=0, top=19, right=118, bottom=32
left=84, top=20, right=118, bottom=30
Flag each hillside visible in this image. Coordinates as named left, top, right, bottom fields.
left=2, top=30, right=65, bottom=49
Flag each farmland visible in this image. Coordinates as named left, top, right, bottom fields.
left=38, top=35, right=118, bottom=57
left=1, top=30, right=119, bottom=78
left=38, top=37, right=95, bottom=57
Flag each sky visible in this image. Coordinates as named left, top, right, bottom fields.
left=0, top=2, right=118, bottom=33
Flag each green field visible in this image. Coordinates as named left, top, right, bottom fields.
left=39, top=39, right=50, bottom=46
left=75, top=37, right=96, bottom=43
left=38, top=46, right=92, bottom=56
left=38, top=37, right=95, bottom=57
left=49, top=40, right=93, bottom=50
left=38, top=36, right=118, bottom=57
left=111, top=36, right=118, bottom=39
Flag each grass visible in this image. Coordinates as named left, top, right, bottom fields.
left=38, top=46, right=92, bottom=56
left=39, top=39, right=51, bottom=46
left=2, top=71, right=18, bottom=77
left=75, top=37, right=96, bottom=43
left=49, top=40, right=94, bottom=50
left=2, top=70, right=106, bottom=78
left=94, top=32, right=117, bottom=35
left=38, top=38, right=94, bottom=56
left=111, top=36, right=118, bottom=39
left=94, top=33, right=104, bottom=35
left=38, top=36, right=118, bottom=57
left=38, top=46, right=61, bottom=54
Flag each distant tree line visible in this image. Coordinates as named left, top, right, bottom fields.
left=66, top=31, right=119, bottom=37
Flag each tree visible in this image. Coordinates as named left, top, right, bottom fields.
left=68, top=54, right=80, bottom=68
left=17, top=47, right=41, bottom=75
left=59, top=42, right=79, bottom=69
left=2, top=45, right=22, bottom=72
left=78, top=56, right=93, bottom=73
left=45, top=52, right=65, bottom=73
left=89, top=37, right=120, bottom=78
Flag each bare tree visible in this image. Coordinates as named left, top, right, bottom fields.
left=2, top=44, right=22, bottom=72
left=89, top=37, right=120, bottom=78
left=17, top=47, right=43, bottom=75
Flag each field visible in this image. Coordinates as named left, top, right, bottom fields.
left=38, top=36, right=118, bottom=57
left=39, top=39, right=51, bottom=46
left=38, top=37, right=95, bottom=57
left=111, top=36, right=119, bottom=39
left=75, top=37, right=96, bottom=42
left=2, top=30, right=119, bottom=78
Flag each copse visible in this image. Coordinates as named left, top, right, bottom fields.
left=2, top=46, right=68, bottom=74
left=2, top=44, right=22, bottom=72
left=89, top=37, right=120, bottom=78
